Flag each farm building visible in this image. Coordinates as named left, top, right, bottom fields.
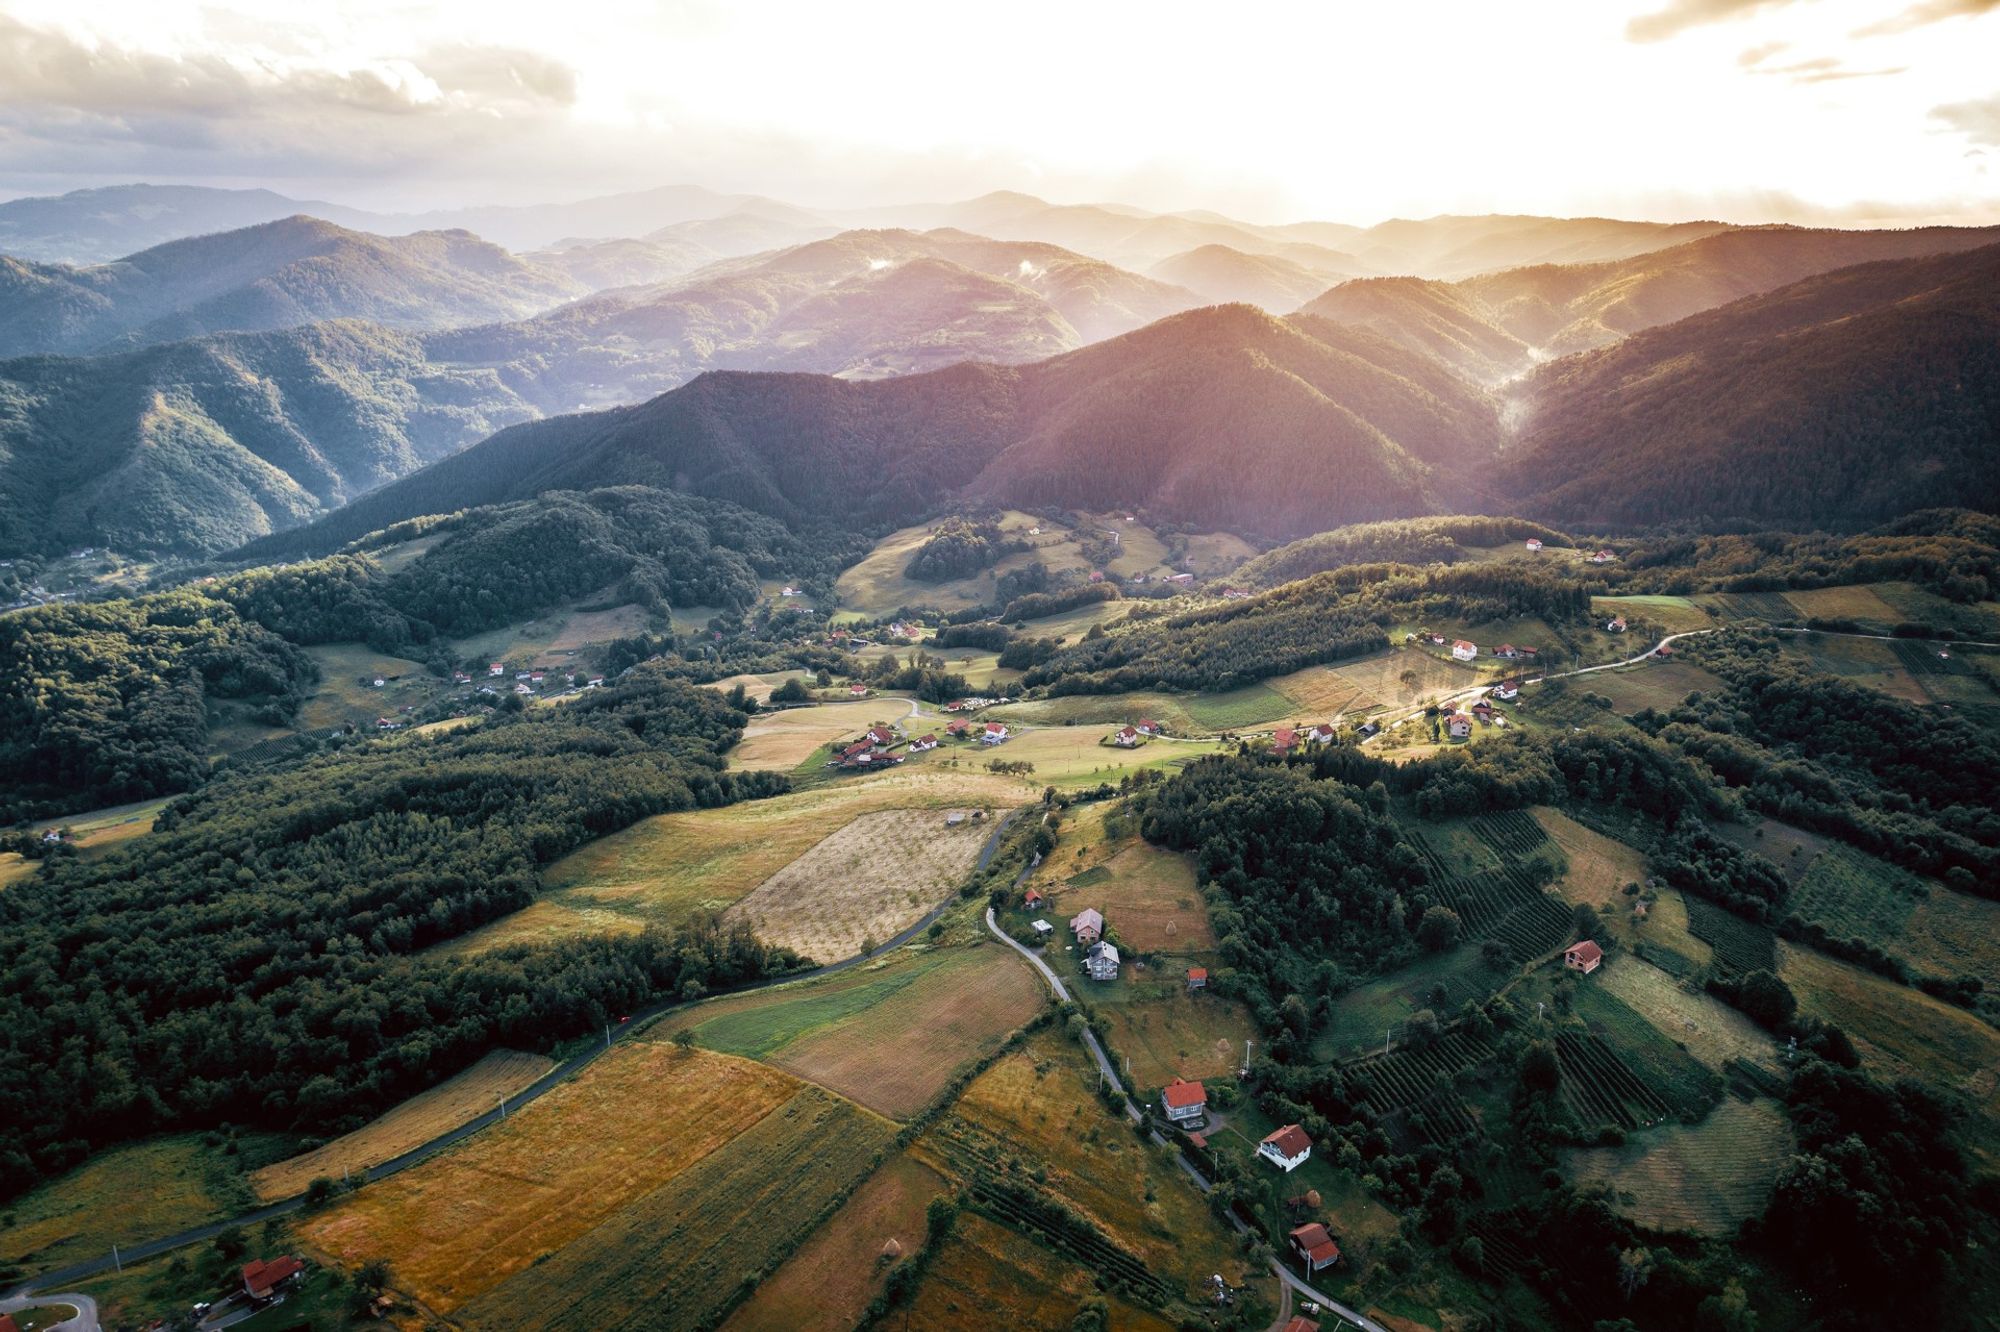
left=1288, top=1221, right=1341, bottom=1274
left=981, top=722, right=1010, bottom=745
left=946, top=719, right=970, bottom=737
left=1031, top=919, right=1054, bottom=938
left=1451, top=640, right=1478, bottom=661
left=1565, top=940, right=1604, bottom=974
left=1590, top=549, right=1616, bottom=564
left=1070, top=907, right=1104, bottom=944
left=1494, top=644, right=1521, bottom=658
left=242, top=1255, right=305, bottom=1300
left=1084, top=941, right=1120, bottom=981
left=1471, top=699, right=1497, bottom=723
left=1114, top=725, right=1140, bottom=747
left=1161, top=1077, right=1208, bottom=1125
left=1187, top=967, right=1208, bottom=991
left=849, top=683, right=869, bottom=696
left=1526, top=538, right=1543, bottom=552
left=1136, top=719, right=1162, bottom=734
left=1444, top=711, right=1473, bottom=739
left=866, top=726, right=896, bottom=746
left=1258, top=1124, right=1314, bottom=1172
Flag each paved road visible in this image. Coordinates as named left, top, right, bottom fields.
left=2, top=808, right=1024, bottom=1303
left=0, top=1293, right=99, bottom=1332
left=983, top=909, right=1390, bottom=1332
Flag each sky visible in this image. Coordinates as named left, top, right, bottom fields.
left=1, top=0, right=1997, bottom=225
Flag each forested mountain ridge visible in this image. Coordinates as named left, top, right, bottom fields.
left=0, top=216, right=585, bottom=358
left=1502, top=242, right=2000, bottom=528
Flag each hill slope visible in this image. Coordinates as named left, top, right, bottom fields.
left=1502, top=243, right=2000, bottom=527
left=1149, top=244, right=1349, bottom=310
left=0, top=217, right=584, bottom=358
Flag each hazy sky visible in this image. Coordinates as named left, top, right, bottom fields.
left=2, top=0, right=1997, bottom=224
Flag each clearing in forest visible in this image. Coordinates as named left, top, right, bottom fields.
left=1564, top=1097, right=1794, bottom=1237
left=723, top=808, right=998, bottom=962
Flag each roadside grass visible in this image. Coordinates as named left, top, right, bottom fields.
left=1563, top=1097, right=1793, bottom=1237
left=251, top=1050, right=555, bottom=1201
left=722, top=807, right=1000, bottom=962
left=719, top=1151, right=948, bottom=1332
left=727, top=699, right=913, bottom=770
left=900, top=1211, right=1179, bottom=1332
left=1591, top=957, right=1777, bottom=1074
left=684, top=944, right=1046, bottom=1119
left=1579, top=660, right=1724, bottom=714
left=296, top=1046, right=800, bottom=1314
left=1571, top=982, right=1723, bottom=1121
left=3, top=1305, right=81, bottom=1332
left=0, top=1132, right=295, bottom=1278
left=455, top=1086, right=895, bottom=1332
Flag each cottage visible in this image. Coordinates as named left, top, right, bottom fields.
left=489, top=663, right=505, bottom=676
left=1526, top=538, right=1543, bottom=552
left=1222, top=588, right=1251, bottom=600
left=980, top=722, right=1010, bottom=745
left=1258, top=1123, right=1314, bottom=1172
left=781, top=585, right=801, bottom=597
left=1451, top=640, right=1478, bottom=661
left=1271, top=726, right=1297, bottom=756
left=1494, top=644, right=1521, bottom=659
left=1024, top=886, right=1044, bottom=908
left=516, top=671, right=532, bottom=681
left=1088, top=570, right=1105, bottom=583
left=1606, top=615, right=1628, bottom=633
left=1135, top=719, right=1161, bottom=735
left=1084, top=941, right=1121, bottom=981
left=1444, top=711, right=1473, bottom=739
left=866, top=726, right=896, bottom=747
left=1590, top=549, right=1616, bottom=564
left=1161, top=1077, right=1208, bottom=1125
left=946, top=719, right=971, bottom=737
left=1303, top=722, right=1337, bottom=746
left=514, top=682, right=533, bottom=695
left=1566, top=940, right=1604, bottom=975
left=849, top=683, right=869, bottom=697
left=909, top=734, right=938, bottom=753
left=586, top=677, right=606, bottom=688
left=453, top=672, right=473, bottom=684
left=1070, top=907, right=1104, bottom=944
left=1493, top=679, right=1521, bottom=701
left=529, top=671, right=546, bottom=684
left=1186, top=967, right=1208, bottom=991
left=242, top=1255, right=306, bottom=1301
left=1114, top=725, right=1140, bottom=747
left=1357, top=720, right=1381, bottom=738
left=1471, top=699, right=1497, bottom=723
left=1166, top=572, right=1194, bottom=584
left=1289, top=1222, right=1342, bottom=1274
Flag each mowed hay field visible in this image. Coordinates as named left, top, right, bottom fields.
left=902, top=1211, right=1178, bottom=1332
left=723, top=807, right=999, bottom=961
left=721, top=1152, right=948, bottom=1332
left=1564, top=1098, right=1793, bottom=1237
left=251, top=1050, right=554, bottom=1201
left=1594, top=594, right=1716, bottom=634
left=985, top=725, right=1228, bottom=787
left=456, top=1086, right=895, bottom=1332
left=1780, top=584, right=1906, bottom=626
left=446, top=601, right=654, bottom=665
left=1594, top=959, right=1777, bottom=1073
left=1535, top=808, right=1647, bottom=923
left=297, top=1045, right=799, bottom=1314
left=728, top=699, right=912, bottom=770
left=1324, top=647, right=1476, bottom=711
left=1786, top=844, right=2000, bottom=987
left=2, top=797, right=170, bottom=888
left=436, top=768, right=1021, bottom=957
left=687, top=945, right=1046, bottom=1118
left=1581, top=661, right=1724, bottom=714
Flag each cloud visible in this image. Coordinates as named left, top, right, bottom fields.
left=1853, top=0, right=2000, bottom=36
left=1934, top=91, right=2000, bottom=146
left=1626, top=0, right=1797, bottom=43
left=1748, top=56, right=1909, bottom=84
left=1737, top=41, right=1789, bottom=66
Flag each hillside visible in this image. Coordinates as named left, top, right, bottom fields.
left=1503, top=243, right=2000, bottom=527
left=0, top=322, right=537, bottom=557
left=1148, top=244, right=1348, bottom=309
left=1302, top=276, right=1537, bottom=382
left=264, top=304, right=1502, bottom=552
left=523, top=236, right=719, bottom=290
left=0, top=217, right=585, bottom=358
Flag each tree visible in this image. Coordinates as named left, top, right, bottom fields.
left=356, top=1258, right=391, bottom=1293
left=1521, top=1041, right=1561, bottom=1095
left=213, top=1224, right=248, bottom=1261
left=1417, top=905, right=1462, bottom=952
left=304, top=1176, right=337, bottom=1207
left=1069, top=1297, right=1110, bottom=1332
left=672, top=1027, right=696, bottom=1050
left=1697, top=1280, right=1756, bottom=1332
left=1616, top=1246, right=1654, bottom=1300
left=926, top=1195, right=959, bottom=1244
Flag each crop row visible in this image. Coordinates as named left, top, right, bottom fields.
left=1683, top=895, right=1777, bottom=975
left=1556, top=1032, right=1672, bottom=1132
left=1347, top=1032, right=1494, bottom=1112
left=1470, top=809, right=1549, bottom=857
left=966, top=1177, right=1175, bottom=1306
left=1464, top=1212, right=1535, bottom=1280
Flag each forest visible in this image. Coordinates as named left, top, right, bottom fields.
left=1234, top=515, right=1573, bottom=588
left=903, top=515, right=1020, bottom=582
left=0, top=670, right=798, bottom=1199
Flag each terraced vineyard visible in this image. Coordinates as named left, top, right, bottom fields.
left=1683, top=895, right=1777, bottom=975
left=1464, top=1212, right=1535, bottom=1284
left=1410, top=830, right=1573, bottom=962
left=1345, top=1031, right=1494, bottom=1145
left=1555, top=1031, right=1673, bottom=1131
left=1470, top=809, right=1549, bottom=857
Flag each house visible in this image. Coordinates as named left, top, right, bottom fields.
left=1088, top=570, right=1105, bottom=583
left=1357, top=720, right=1380, bottom=738
left=1494, top=644, right=1521, bottom=659
left=1222, top=588, right=1251, bottom=600
left=981, top=722, right=1009, bottom=745
left=1070, top=907, right=1104, bottom=944
left=1493, top=678, right=1521, bottom=701
left=1161, top=1077, right=1208, bottom=1125
left=1451, top=640, right=1478, bottom=661
left=1566, top=940, right=1604, bottom=975
left=242, top=1255, right=306, bottom=1300
left=849, top=683, right=869, bottom=697
left=1187, top=967, right=1208, bottom=991
left=516, top=671, right=532, bottom=681
left=1114, top=725, right=1140, bottom=747
left=514, top=683, right=533, bottom=695
left=1280, top=1319, right=1320, bottom=1332
left=866, top=726, right=896, bottom=747
left=1084, top=941, right=1120, bottom=981
left=1526, top=538, right=1543, bottom=552
left=1258, top=1124, right=1314, bottom=1172
left=0, top=1313, right=18, bottom=1332
left=1027, top=526, right=1042, bottom=535
left=1471, top=699, right=1497, bottom=723
left=453, top=672, right=472, bottom=684
left=1606, top=615, right=1628, bottom=633
left=946, top=719, right=970, bottom=737
left=909, top=734, right=938, bottom=753
left=1289, top=1221, right=1342, bottom=1274
left=781, top=586, right=800, bottom=597
left=1024, top=886, right=1044, bottom=908
left=1135, top=719, right=1162, bottom=735
left=529, top=671, right=546, bottom=684
left=1031, top=919, right=1054, bottom=938
left=1590, top=549, right=1616, bottom=564
left=1303, top=722, right=1337, bottom=746
left=945, top=810, right=966, bottom=826
left=1445, top=711, right=1473, bottom=739
left=1271, top=726, right=1297, bottom=756
left=1166, top=572, right=1194, bottom=584
left=489, top=662, right=505, bottom=676
left=586, top=677, right=606, bottom=688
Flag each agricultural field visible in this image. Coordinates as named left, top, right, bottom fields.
left=0, top=1131, right=295, bottom=1278
left=296, top=643, right=436, bottom=732
left=898, top=1211, right=1178, bottom=1332
left=446, top=600, right=655, bottom=666
left=1578, top=660, right=1724, bottom=714
left=1534, top=808, right=1648, bottom=925
left=835, top=511, right=1121, bottom=619
left=1266, top=662, right=1379, bottom=719
left=1710, top=818, right=1830, bottom=887
left=1403, top=812, right=1574, bottom=964
left=251, top=1049, right=555, bottom=1201
left=727, top=698, right=917, bottom=770
left=1, top=797, right=171, bottom=889
left=983, top=724, right=1230, bottom=787
left=455, top=1085, right=895, bottom=1332
left=720, top=1152, right=948, bottom=1332
left=686, top=943, right=1046, bottom=1118
left=1564, top=1097, right=1794, bottom=1237
left=1094, top=981, right=1259, bottom=1087
left=1701, top=591, right=1799, bottom=625
left=1003, top=594, right=1133, bottom=643
left=1592, top=956, right=1778, bottom=1074
left=1779, top=632, right=1928, bottom=703
left=1182, top=530, right=1258, bottom=577
left=1871, top=581, right=2000, bottom=638
left=703, top=669, right=811, bottom=703
left=1570, top=983, right=1723, bottom=1122
left=723, top=807, right=998, bottom=961
left=1344, top=1030, right=1498, bottom=1143
left=1031, top=834, right=1211, bottom=956
left=1593, top=594, right=1716, bottom=635
left=988, top=683, right=1291, bottom=735
left=1324, top=647, right=1479, bottom=712
left=1683, top=895, right=1776, bottom=976
left=1317, top=946, right=1507, bottom=1062
left=1778, top=943, right=2000, bottom=1166
left=297, top=1045, right=800, bottom=1314
left=1779, top=584, right=1905, bottom=627
left=438, top=769, right=1019, bottom=957
left=1887, top=637, right=2000, bottom=706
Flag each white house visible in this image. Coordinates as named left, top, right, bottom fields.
left=489, top=663, right=505, bottom=677
left=981, top=722, right=1010, bottom=745
left=1161, top=1078, right=1208, bottom=1125
left=371, top=677, right=385, bottom=688
left=1590, top=549, right=1616, bottom=564
left=1084, top=941, right=1120, bottom=981
left=1451, top=640, right=1478, bottom=661
left=1492, top=679, right=1521, bottom=702
left=1258, top=1124, right=1314, bottom=1172
left=1606, top=616, right=1628, bottom=633
left=1114, top=725, right=1140, bottom=748
left=1526, top=538, right=1543, bottom=553
left=1445, top=711, right=1474, bottom=739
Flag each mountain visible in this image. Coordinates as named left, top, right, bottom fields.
left=260, top=304, right=1503, bottom=554
left=524, top=236, right=719, bottom=290
left=0, top=217, right=585, bottom=358
left=1149, top=245, right=1351, bottom=310
left=1301, top=277, right=1535, bottom=383
left=645, top=207, right=840, bottom=257
left=1344, top=215, right=1730, bottom=281
left=0, top=321, right=536, bottom=557
left=1502, top=243, right=2000, bottom=528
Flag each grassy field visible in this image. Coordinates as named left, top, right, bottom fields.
left=1781, top=632, right=1929, bottom=704
left=3, top=1305, right=82, bottom=1331
left=987, top=683, right=1291, bottom=735
left=296, top=643, right=437, bottom=732
left=834, top=511, right=1145, bottom=619
left=1267, top=663, right=1379, bottom=719
left=900, top=1211, right=1179, bottom=1332
left=1535, top=808, right=1647, bottom=931
left=1592, top=957, right=1778, bottom=1074
left=1331, top=647, right=1479, bottom=710
left=1563, top=1097, right=1793, bottom=1237
left=686, top=943, right=1046, bottom=1118
left=1579, top=660, right=1724, bottom=714
left=1183, top=531, right=1258, bottom=576
left=1572, top=983, right=1723, bottom=1121
left=447, top=601, right=655, bottom=666
left=0, top=1132, right=293, bottom=1277
left=1030, top=832, right=1211, bottom=954
left=720, top=1151, right=948, bottom=1332
left=1095, top=983, right=1259, bottom=1087
left=297, top=1045, right=800, bottom=1314
left=982, top=725, right=1229, bottom=788
left=728, top=699, right=915, bottom=770
left=1007, top=595, right=1135, bottom=644
left=722, top=807, right=998, bottom=961
left=251, top=1050, right=555, bottom=1201
left=438, top=770, right=1021, bottom=957
left=1594, top=594, right=1716, bottom=634
left=1780, top=584, right=1906, bottom=626
left=1317, top=946, right=1506, bottom=1061
left=1, top=797, right=172, bottom=887
left=1711, top=818, right=1830, bottom=887
left=455, top=1086, right=895, bottom=1332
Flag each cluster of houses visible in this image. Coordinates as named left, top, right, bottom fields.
left=1492, top=643, right=1538, bottom=660
left=1525, top=538, right=1616, bottom=565
left=945, top=718, right=1010, bottom=745
left=1439, top=677, right=1524, bottom=740
left=941, top=696, right=1001, bottom=713
left=1269, top=721, right=1338, bottom=757
left=1110, top=719, right=1162, bottom=747
left=834, top=724, right=908, bottom=771
left=1070, top=907, right=1118, bottom=979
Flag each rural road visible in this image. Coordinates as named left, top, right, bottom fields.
left=2, top=808, right=1025, bottom=1302
left=0, top=1293, right=99, bottom=1332
left=983, top=908, right=1390, bottom=1332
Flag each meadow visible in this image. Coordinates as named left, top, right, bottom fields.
left=986, top=682, right=1292, bottom=734
left=1592, top=958, right=1778, bottom=1074
left=981, top=724, right=1229, bottom=787
left=295, top=642, right=436, bottom=732
left=446, top=599, right=654, bottom=665
left=251, top=1049, right=555, bottom=1201
left=0, top=796, right=170, bottom=888
left=1593, top=594, right=1715, bottom=635
left=1779, top=584, right=1905, bottom=626
left=900, top=1211, right=1179, bottom=1332
left=1564, top=1098, right=1793, bottom=1237
left=1578, top=660, right=1724, bottom=714
left=834, top=511, right=1102, bottom=619
left=722, top=807, right=997, bottom=961
left=727, top=698, right=914, bottom=770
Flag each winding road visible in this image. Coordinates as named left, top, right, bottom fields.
left=983, top=908, right=1390, bottom=1332
left=0, top=1293, right=99, bottom=1332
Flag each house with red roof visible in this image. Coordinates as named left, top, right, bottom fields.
left=1186, top=967, right=1208, bottom=991
left=1526, top=538, right=1543, bottom=553
left=1114, top=725, right=1140, bottom=747
left=1280, top=1316, right=1321, bottom=1332
left=980, top=721, right=1009, bottom=744
left=909, top=734, right=938, bottom=752
left=1135, top=719, right=1161, bottom=735
left=849, top=683, right=870, bottom=697
left=1024, top=886, right=1044, bottom=908
left=1258, top=1123, right=1314, bottom=1172
left=1451, top=640, right=1478, bottom=661
left=866, top=726, right=896, bottom=747
left=1493, top=678, right=1521, bottom=701
left=1606, top=615, right=1628, bottom=633
left=1271, top=726, right=1297, bottom=756
left=1, top=1313, right=21, bottom=1332
left=946, top=719, right=970, bottom=737
left=1161, top=1077, right=1208, bottom=1125
left=1566, top=940, right=1604, bottom=975
left=242, top=1255, right=306, bottom=1300
left=1288, top=1221, right=1341, bottom=1274
left=1471, top=699, right=1497, bottom=723
left=1444, top=711, right=1474, bottom=739
left=1590, top=548, right=1616, bottom=564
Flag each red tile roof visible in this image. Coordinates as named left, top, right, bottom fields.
left=1568, top=939, right=1604, bottom=966
left=1187, top=967, right=1208, bottom=981
left=1281, top=1317, right=1321, bottom=1332
left=984, top=721, right=1005, bottom=733
left=1288, top=1222, right=1341, bottom=1267
left=1262, top=1124, right=1313, bottom=1158
left=1162, top=1078, right=1208, bottom=1110
left=243, top=1255, right=305, bottom=1297
left=0, top=1315, right=19, bottom=1332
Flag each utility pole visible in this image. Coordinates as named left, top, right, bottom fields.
left=498, top=1096, right=506, bottom=1120
left=1386, top=1027, right=1393, bottom=1056
left=605, top=1022, right=612, bottom=1048
left=112, top=1241, right=122, bottom=1274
